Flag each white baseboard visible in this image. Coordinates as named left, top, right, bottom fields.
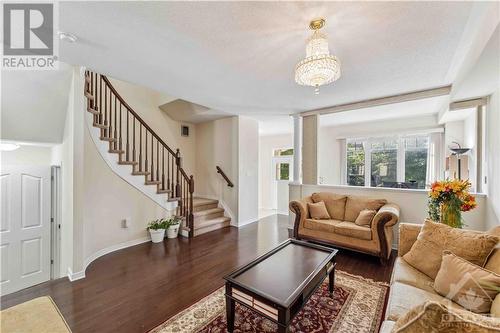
left=67, top=267, right=85, bottom=282
left=238, top=218, right=259, bottom=227
left=67, top=236, right=150, bottom=282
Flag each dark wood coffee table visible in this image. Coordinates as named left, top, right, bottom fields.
left=224, top=239, right=338, bottom=333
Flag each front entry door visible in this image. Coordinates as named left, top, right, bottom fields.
left=271, top=156, right=293, bottom=214
left=1, top=165, right=51, bottom=296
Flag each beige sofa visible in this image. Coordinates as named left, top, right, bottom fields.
left=289, top=192, right=400, bottom=263
left=380, top=223, right=500, bottom=332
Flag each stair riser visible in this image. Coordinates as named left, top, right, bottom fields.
left=194, top=211, right=224, bottom=223
left=193, top=221, right=231, bottom=236
left=193, top=203, right=218, bottom=212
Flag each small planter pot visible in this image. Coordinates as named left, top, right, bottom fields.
left=149, top=229, right=166, bottom=243
left=166, top=224, right=180, bottom=239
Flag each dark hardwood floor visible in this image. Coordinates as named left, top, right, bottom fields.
left=1, top=215, right=395, bottom=333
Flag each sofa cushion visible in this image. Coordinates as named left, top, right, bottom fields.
left=485, top=226, right=500, bottom=275
left=344, top=196, right=387, bottom=222
left=355, top=209, right=377, bottom=226
left=307, top=201, right=331, bottom=220
left=434, top=251, right=500, bottom=314
left=402, top=220, right=499, bottom=279
left=333, top=221, right=372, bottom=241
left=385, top=282, right=462, bottom=321
left=303, top=218, right=341, bottom=233
left=392, top=301, right=500, bottom=333
left=311, top=192, right=347, bottom=220
left=391, top=257, right=434, bottom=293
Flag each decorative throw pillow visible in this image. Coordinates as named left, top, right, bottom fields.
left=311, top=192, right=347, bottom=220
left=344, top=196, right=387, bottom=222
left=354, top=209, right=377, bottom=227
left=307, top=201, right=331, bottom=220
left=392, top=301, right=500, bottom=333
left=485, top=226, right=500, bottom=275
left=402, top=220, right=499, bottom=279
left=434, top=251, right=500, bottom=313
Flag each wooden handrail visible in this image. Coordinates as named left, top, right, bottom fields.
left=84, top=70, right=194, bottom=236
left=216, top=166, right=234, bottom=187
left=101, top=75, right=177, bottom=156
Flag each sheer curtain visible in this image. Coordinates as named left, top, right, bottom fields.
left=426, top=132, right=444, bottom=187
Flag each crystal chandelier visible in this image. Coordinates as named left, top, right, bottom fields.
left=295, top=18, right=341, bottom=94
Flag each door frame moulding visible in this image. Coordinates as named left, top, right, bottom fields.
left=50, top=166, right=62, bottom=279
left=300, top=85, right=452, bottom=117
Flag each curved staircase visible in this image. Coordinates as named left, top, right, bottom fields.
left=83, top=70, right=231, bottom=237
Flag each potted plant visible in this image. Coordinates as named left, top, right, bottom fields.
left=147, top=219, right=167, bottom=243
left=427, top=179, right=477, bottom=228
left=166, top=216, right=182, bottom=239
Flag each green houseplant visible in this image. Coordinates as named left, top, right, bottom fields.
left=147, top=219, right=168, bottom=243
left=166, top=216, right=182, bottom=239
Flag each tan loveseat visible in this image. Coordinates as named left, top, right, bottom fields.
left=380, top=223, right=500, bottom=332
left=289, top=192, right=400, bottom=263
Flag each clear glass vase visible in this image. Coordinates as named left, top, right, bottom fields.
left=440, top=201, right=463, bottom=228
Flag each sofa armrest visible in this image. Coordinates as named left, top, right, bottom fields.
left=398, top=223, right=422, bottom=257
left=372, top=203, right=400, bottom=261
left=289, top=199, right=310, bottom=238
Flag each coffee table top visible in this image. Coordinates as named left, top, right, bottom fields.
left=225, top=239, right=337, bottom=307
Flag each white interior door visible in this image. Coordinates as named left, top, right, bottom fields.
left=1, top=165, right=51, bottom=296
left=271, top=157, right=293, bottom=214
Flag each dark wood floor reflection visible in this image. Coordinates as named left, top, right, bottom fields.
left=1, top=215, right=395, bottom=333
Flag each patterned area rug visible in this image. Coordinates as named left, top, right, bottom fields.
left=151, top=271, right=389, bottom=333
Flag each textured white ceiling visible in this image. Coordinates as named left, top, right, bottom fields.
left=59, top=1, right=477, bottom=116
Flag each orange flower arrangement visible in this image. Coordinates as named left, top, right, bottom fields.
left=428, top=179, right=477, bottom=228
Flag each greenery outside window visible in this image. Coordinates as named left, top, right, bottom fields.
left=274, top=148, right=294, bottom=156
left=346, top=135, right=429, bottom=189
left=346, top=141, right=365, bottom=186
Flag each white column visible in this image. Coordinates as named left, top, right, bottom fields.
left=293, top=114, right=302, bottom=183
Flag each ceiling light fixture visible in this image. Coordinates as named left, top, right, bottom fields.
left=295, top=18, right=341, bottom=95
left=0, top=143, right=20, bottom=151
left=58, top=31, right=78, bottom=43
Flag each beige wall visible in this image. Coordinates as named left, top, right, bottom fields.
left=195, top=117, right=239, bottom=221
left=108, top=77, right=196, bottom=176
left=238, top=117, right=259, bottom=225
left=302, top=115, right=318, bottom=184
left=486, top=89, right=500, bottom=228
left=258, top=133, right=293, bottom=209
left=83, top=127, right=168, bottom=260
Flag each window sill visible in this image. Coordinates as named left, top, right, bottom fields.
left=290, top=183, right=487, bottom=197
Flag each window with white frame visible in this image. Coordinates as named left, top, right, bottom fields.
left=346, top=135, right=430, bottom=189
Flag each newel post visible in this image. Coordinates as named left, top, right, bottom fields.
left=175, top=148, right=181, bottom=198
left=189, top=175, right=194, bottom=238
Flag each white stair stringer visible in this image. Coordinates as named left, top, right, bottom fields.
left=84, top=110, right=178, bottom=212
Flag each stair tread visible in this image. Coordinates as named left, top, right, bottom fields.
left=194, top=216, right=230, bottom=229
left=193, top=207, right=224, bottom=217
left=193, top=197, right=218, bottom=207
